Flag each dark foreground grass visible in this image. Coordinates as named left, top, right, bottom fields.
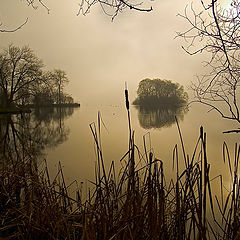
left=0, top=90, right=240, bottom=239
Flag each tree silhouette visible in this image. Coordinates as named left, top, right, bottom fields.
left=133, top=78, right=188, bottom=107
left=46, top=69, right=69, bottom=105
left=0, top=45, right=43, bottom=108
left=177, top=0, right=240, bottom=130
left=0, top=45, right=74, bottom=109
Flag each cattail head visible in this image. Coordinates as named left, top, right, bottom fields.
left=200, top=126, right=203, bottom=140
left=125, top=82, right=129, bottom=110
left=149, top=152, right=153, bottom=164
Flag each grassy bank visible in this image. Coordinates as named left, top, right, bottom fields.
left=0, top=91, right=239, bottom=239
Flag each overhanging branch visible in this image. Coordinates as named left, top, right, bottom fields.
left=0, top=19, right=28, bottom=33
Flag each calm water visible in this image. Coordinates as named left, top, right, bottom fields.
left=1, top=104, right=239, bottom=195
left=41, top=104, right=239, bottom=193
left=0, top=103, right=238, bottom=234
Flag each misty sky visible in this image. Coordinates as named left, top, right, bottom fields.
left=0, top=0, right=231, bottom=105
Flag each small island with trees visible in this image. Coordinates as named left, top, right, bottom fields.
left=0, top=45, right=80, bottom=114
left=133, top=78, right=188, bottom=108
left=132, top=78, right=188, bottom=129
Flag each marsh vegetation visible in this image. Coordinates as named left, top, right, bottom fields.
left=0, top=90, right=239, bottom=240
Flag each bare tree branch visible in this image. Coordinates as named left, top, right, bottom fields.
left=0, top=18, right=28, bottom=33
left=77, top=0, right=153, bottom=19
left=177, top=0, right=240, bottom=127
left=25, top=0, right=50, bottom=13
left=1, top=0, right=152, bottom=33
left=223, top=129, right=240, bottom=133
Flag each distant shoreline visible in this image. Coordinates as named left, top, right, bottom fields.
left=29, top=103, right=80, bottom=108
left=0, top=108, right=32, bottom=115
left=0, top=103, right=80, bottom=114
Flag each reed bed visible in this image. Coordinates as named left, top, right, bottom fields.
left=0, top=89, right=239, bottom=239
left=0, top=149, right=83, bottom=239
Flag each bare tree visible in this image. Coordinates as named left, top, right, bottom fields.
left=0, top=45, right=43, bottom=108
left=176, top=0, right=240, bottom=132
left=47, top=69, right=69, bottom=105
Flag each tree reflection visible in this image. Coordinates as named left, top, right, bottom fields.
left=136, top=105, right=188, bottom=129
left=0, top=107, right=75, bottom=162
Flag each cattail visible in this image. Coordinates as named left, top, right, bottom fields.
left=200, top=125, right=203, bottom=140
left=125, top=82, right=129, bottom=111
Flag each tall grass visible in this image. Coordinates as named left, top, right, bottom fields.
left=0, top=89, right=239, bottom=239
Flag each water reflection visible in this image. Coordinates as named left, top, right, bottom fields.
left=0, top=107, right=75, bottom=162
left=135, top=105, right=188, bottom=129
left=33, top=107, right=74, bottom=123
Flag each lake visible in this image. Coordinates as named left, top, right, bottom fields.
left=1, top=102, right=239, bottom=233
left=37, top=103, right=240, bottom=196
left=0, top=103, right=239, bottom=193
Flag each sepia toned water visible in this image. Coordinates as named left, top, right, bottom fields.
left=41, top=104, right=239, bottom=195
left=0, top=103, right=238, bottom=199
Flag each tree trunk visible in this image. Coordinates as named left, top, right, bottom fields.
left=58, top=85, right=61, bottom=105
left=0, top=91, right=14, bottom=109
